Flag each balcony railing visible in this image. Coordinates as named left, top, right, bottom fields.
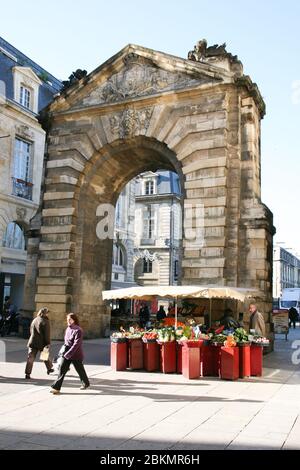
left=12, top=177, right=33, bottom=200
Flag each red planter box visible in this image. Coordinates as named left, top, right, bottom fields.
left=176, top=342, right=183, bottom=374
left=159, top=341, right=176, bottom=373
left=239, top=344, right=251, bottom=378
left=182, top=342, right=201, bottom=379
left=250, top=344, right=263, bottom=376
left=127, top=338, right=143, bottom=369
left=111, top=341, right=128, bottom=371
left=202, top=344, right=214, bottom=376
left=220, top=347, right=239, bottom=380
left=143, top=341, right=160, bottom=372
left=212, top=344, right=223, bottom=377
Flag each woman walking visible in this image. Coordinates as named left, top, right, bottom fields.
left=50, top=313, right=90, bottom=394
left=25, top=307, right=53, bottom=379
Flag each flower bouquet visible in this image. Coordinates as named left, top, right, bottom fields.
left=125, top=326, right=143, bottom=339
left=211, top=333, right=228, bottom=346
left=250, top=335, right=270, bottom=346
left=223, top=334, right=237, bottom=348
left=110, top=331, right=127, bottom=343
left=157, top=327, right=175, bottom=343
left=142, top=330, right=158, bottom=343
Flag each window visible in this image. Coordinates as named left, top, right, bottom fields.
left=142, top=205, right=156, bottom=240
left=12, top=138, right=33, bottom=200
left=2, top=222, right=25, bottom=250
left=20, top=85, right=31, bottom=109
left=144, top=180, right=155, bottom=195
left=14, top=138, right=31, bottom=181
left=143, top=259, right=152, bottom=273
left=113, top=244, right=125, bottom=267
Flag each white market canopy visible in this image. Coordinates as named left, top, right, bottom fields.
left=102, top=285, right=262, bottom=302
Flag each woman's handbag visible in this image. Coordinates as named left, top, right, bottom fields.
left=40, top=346, right=50, bottom=361
left=54, top=344, right=71, bottom=373
left=58, top=344, right=70, bottom=357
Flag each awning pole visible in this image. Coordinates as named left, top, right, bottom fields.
left=175, top=296, right=178, bottom=329
left=209, top=298, right=212, bottom=327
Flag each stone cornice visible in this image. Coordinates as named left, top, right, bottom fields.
left=235, top=75, right=266, bottom=118
left=0, top=192, right=39, bottom=211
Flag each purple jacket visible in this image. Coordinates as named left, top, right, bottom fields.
left=63, top=324, right=84, bottom=361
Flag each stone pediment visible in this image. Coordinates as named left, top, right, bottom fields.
left=54, top=45, right=227, bottom=111
left=78, top=54, right=221, bottom=107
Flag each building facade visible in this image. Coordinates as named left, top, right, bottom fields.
left=111, top=181, right=136, bottom=289
left=273, top=245, right=300, bottom=301
left=0, top=37, right=61, bottom=313
left=133, top=170, right=181, bottom=287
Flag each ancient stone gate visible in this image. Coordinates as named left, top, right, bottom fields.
left=32, top=43, right=274, bottom=338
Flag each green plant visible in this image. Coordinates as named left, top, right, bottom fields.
left=157, top=327, right=175, bottom=342
left=234, top=328, right=249, bottom=343
left=38, top=71, right=49, bottom=83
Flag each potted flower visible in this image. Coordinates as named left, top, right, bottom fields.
left=157, top=327, right=176, bottom=373
left=142, top=330, right=158, bottom=343
left=110, top=331, right=127, bottom=343
left=157, top=327, right=175, bottom=343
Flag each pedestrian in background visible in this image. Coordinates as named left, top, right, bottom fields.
left=50, top=313, right=90, bottom=394
left=248, top=303, right=266, bottom=337
left=289, top=307, right=298, bottom=329
left=25, top=307, right=53, bottom=379
left=156, top=305, right=167, bottom=322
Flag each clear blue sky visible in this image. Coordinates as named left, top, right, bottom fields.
left=1, top=0, right=300, bottom=253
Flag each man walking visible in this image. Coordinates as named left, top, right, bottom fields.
left=249, top=303, right=266, bottom=337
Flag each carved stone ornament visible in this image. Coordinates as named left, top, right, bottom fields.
left=109, top=107, right=153, bottom=139
left=16, top=207, right=27, bottom=220
left=15, top=125, right=34, bottom=140
left=80, top=57, right=210, bottom=106
left=188, top=39, right=238, bottom=63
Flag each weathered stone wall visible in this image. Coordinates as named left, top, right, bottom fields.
left=32, top=45, right=274, bottom=339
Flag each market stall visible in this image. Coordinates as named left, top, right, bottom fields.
left=103, top=285, right=268, bottom=380
left=102, top=284, right=261, bottom=327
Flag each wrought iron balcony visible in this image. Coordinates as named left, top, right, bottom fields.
left=12, top=177, right=33, bottom=200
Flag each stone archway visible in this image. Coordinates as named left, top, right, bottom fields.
left=34, top=44, right=274, bottom=338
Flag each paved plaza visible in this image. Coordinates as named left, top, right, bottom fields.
left=0, top=330, right=300, bottom=450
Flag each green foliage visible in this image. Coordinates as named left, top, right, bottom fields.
left=234, top=328, right=249, bottom=343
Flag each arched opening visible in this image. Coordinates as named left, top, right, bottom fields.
left=71, top=137, right=184, bottom=336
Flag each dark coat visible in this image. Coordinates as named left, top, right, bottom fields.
left=27, top=316, right=51, bottom=350
left=219, top=315, right=240, bottom=329
left=289, top=307, right=298, bottom=321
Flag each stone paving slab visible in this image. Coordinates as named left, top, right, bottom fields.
left=0, top=331, right=300, bottom=450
